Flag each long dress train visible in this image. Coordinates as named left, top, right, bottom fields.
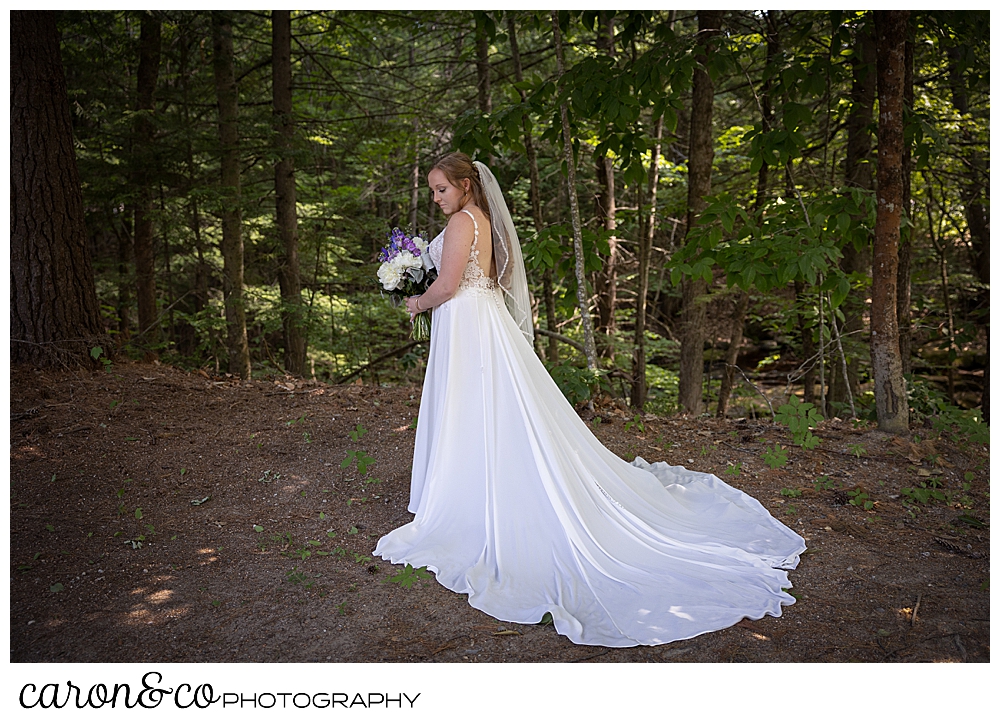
left=374, top=210, right=806, bottom=648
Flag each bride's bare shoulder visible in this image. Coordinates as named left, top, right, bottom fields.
left=446, top=209, right=476, bottom=232
left=438, top=211, right=474, bottom=260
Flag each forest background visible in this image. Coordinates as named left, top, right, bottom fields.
left=10, top=9, right=990, bottom=436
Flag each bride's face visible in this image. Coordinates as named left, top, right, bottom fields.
left=428, top=168, right=469, bottom=216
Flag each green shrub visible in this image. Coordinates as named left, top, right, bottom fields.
left=775, top=395, right=823, bottom=449
left=545, top=361, right=604, bottom=406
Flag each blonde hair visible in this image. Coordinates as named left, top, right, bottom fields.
left=430, top=152, right=492, bottom=225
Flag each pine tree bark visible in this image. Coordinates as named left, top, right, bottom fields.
left=678, top=10, right=723, bottom=414
left=508, top=14, right=557, bottom=362
left=833, top=16, right=876, bottom=413
left=212, top=11, right=251, bottom=379
left=871, top=10, right=909, bottom=435
left=273, top=10, right=306, bottom=376
left=552, top=11, right=598, bottom=371
left=11, top=11, right=108, bottom=367
left=133, top=12, right=162, bottom=359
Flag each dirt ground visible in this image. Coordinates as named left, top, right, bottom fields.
left=9, top=361, right=990, bottom=663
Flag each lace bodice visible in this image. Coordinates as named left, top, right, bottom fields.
left=427, top=209, right=497, bottom=294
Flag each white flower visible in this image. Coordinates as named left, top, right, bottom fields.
left=412, top=236, right=427, bottom=252
left=392, top=250, right=421, bottom=272
left=377, top=261, right=403, bottom=290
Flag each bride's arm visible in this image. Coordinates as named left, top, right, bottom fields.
left=406, top=212, right=475, bottom=313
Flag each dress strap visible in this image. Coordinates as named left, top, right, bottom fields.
left=461, top=208, right=479, bottom=251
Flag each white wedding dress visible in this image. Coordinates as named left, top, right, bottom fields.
left=375, top=210, right=806, bottom=647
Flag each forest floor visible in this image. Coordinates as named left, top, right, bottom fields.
left=9, top=361, right=990, bottom=663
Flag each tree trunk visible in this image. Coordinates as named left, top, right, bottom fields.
left=593, top=155, right=617, bottom=353
left=474, top=13, right=495, bottom=167
left=833, top=16, right=876, bottom=414
left=945, top=38, right=989, bottom=414
left=552, top=11, right=598, bottom=371
left=273, top=10, right=306, bottom=376
left=212, top=11, right=251, bottom=379
left=897, top=27, right=914, bottom=378
left=717, top=11, right=775, bottom=418
left=408, top=44, right=420, bottom=234
left=178, top=31, right=210, bottom=318
left=926, top=195, right=958, bottom=404
left=678, top=10, right=723, bottom=414
left=945, top=47, right=989, bottom=288
left=508, top=14, right=557, bottom=362
left=133, top=12, right=162, bottom=359
left=409, top=150, right=420, bottom=232
left=631, top=115, right=663, bottom=410
left=475, top=13, right=492, bottom=115
left=871, top=10, right=909, bottom=435
left=593, top=12, right=617, bottom=354
left=715, top=291, right=750, bottom=417
left=795, top=280, right=817, bottom=404
left=10, top=11, right=108, bottom=367
left=115, top=213, right=132, bottom=341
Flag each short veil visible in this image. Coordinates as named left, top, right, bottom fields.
left=473, top=161, right=534, bottom=345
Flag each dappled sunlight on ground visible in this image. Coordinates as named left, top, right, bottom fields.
left=146, top=589, right=173, bottom=604
left=9, top=362, right=990, bottom=663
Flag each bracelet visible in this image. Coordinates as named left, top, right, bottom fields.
left=415, top=297, right=423, bottom=313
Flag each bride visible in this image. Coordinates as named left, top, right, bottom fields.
left=374, top=152, right=806, bottom=648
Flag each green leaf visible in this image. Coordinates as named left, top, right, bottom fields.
left=837, top=212, right=850, bottom=233
left=134, top=507, right=143, bottom=520
left=384, top=564, right=433, bottom=589
left=830, top=277, right=851, bottom=309
left=721, top=210, right=735, bottom=234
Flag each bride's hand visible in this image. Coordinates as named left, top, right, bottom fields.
left=405, top=296, right=424, bottom=318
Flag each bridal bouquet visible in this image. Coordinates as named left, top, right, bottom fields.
left=377, top=227, right=436, bottom=340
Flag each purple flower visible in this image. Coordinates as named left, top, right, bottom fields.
left=378, top=227, right=423, bottom=264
